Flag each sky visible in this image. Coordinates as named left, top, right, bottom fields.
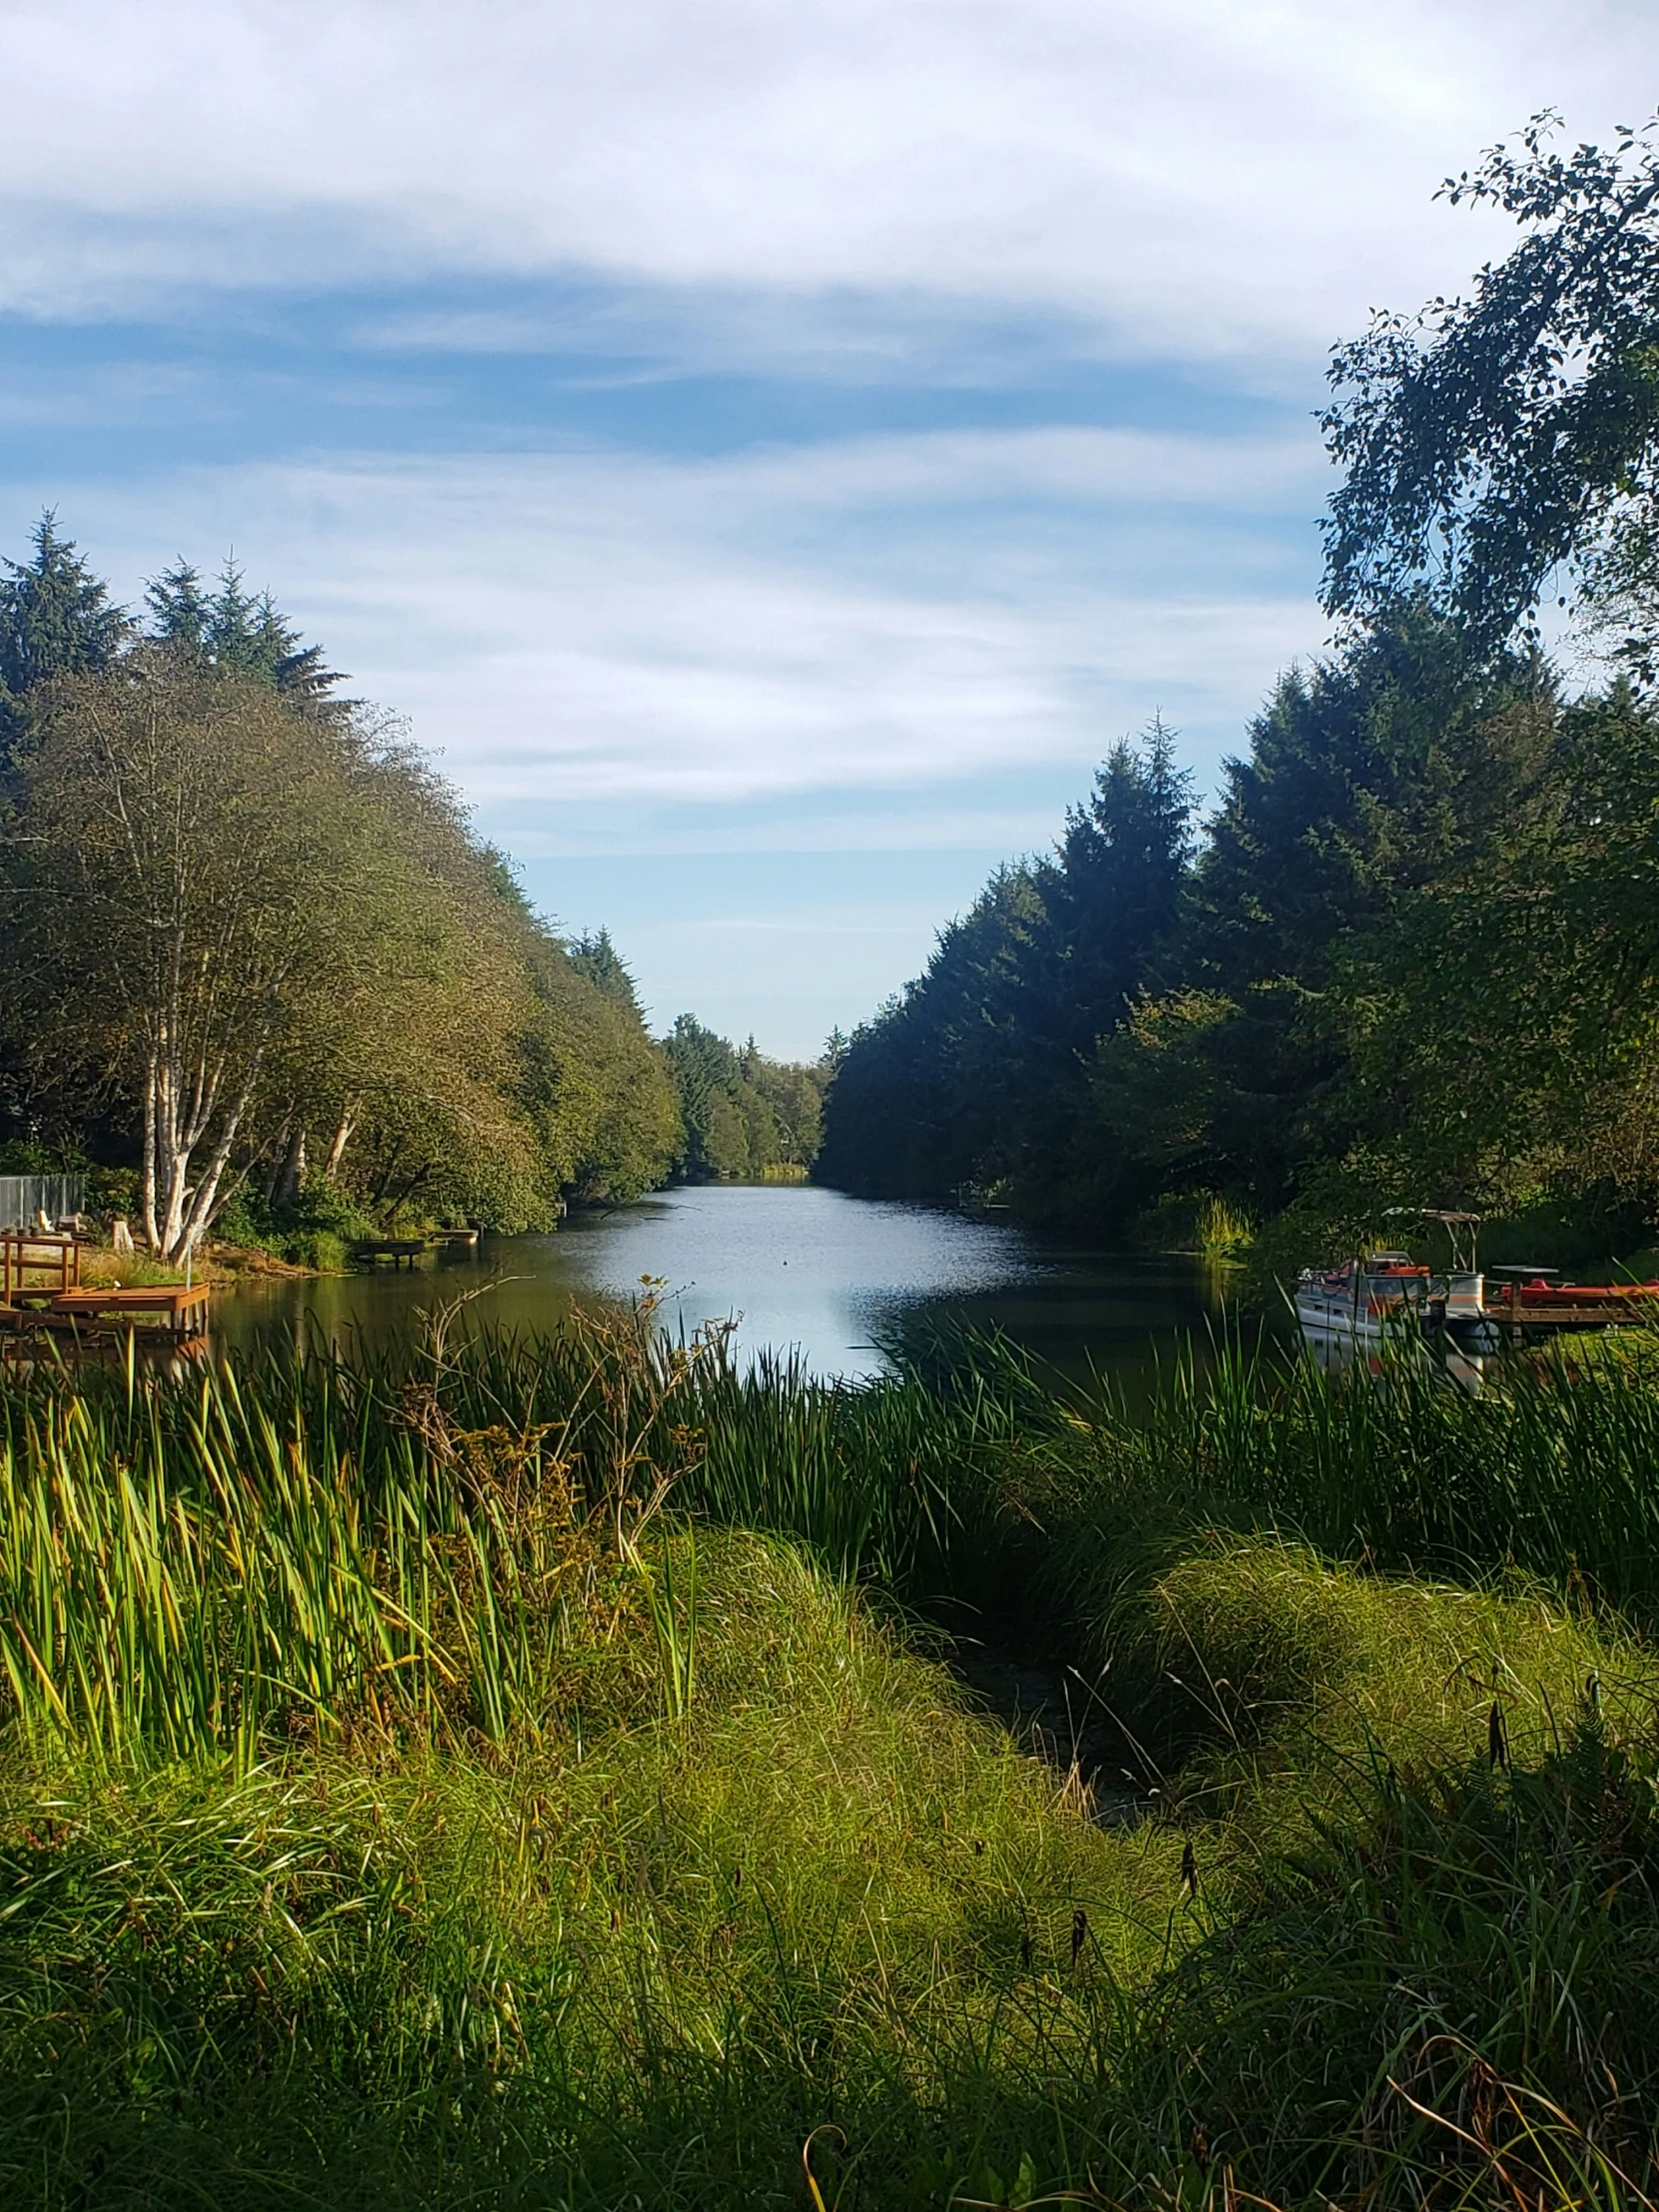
left=2, top=1, right=1655, bottom=1055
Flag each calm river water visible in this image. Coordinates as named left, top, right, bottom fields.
left=215, top=1183, right=1254, bottom=1392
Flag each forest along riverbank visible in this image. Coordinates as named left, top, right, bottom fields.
left=2, top=1310, right=1658, bottom=2206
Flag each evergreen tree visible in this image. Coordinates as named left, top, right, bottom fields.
left=570, top=927, right=647, bottom=1020
left=1047, top=718, right=1195, bottom=1053
left=1169, top=618, right=1551, bottom=1212
left=145, top=560, right=347, bottom=709
left=661, top=1014, right=828, bottom=1181
left=818, top=725, right=1195, bottom=1221
left=0, top=513, right=129, bottom=760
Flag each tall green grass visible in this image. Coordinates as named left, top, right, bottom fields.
left=1072, top=1332, right=1659, bottom=1624
left=6, top=1316, right=1659, bottom=2204
left=0, top=1307, right=1058, bottom=1759
left=8, top=1309, right=1659, bottom=1764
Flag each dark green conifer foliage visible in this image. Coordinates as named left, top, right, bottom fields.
left=145, top=560, right=347, bottom=708
left=1047, top=718, right=1195, bottom=1056
left=818, top=724, right=1195, bottom=1218
left=1176, top=617, right=1552, bottom=1211
left=571, top=928, right=647, bottom=1019
left=660, top=1013, right=829, bottom=1180
left=0, top=513, right=130, bottom=760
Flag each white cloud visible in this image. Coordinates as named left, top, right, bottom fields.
left=34, top=426, right=1325, bottom=815
left=0, top=0, right=1652, bottom=361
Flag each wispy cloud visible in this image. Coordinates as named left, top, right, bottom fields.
left=1, top=0, right=1651, bottom=363
left=5, top=0, right=1648, bottom=1050
left=34, top=425, right=1326, bottom=818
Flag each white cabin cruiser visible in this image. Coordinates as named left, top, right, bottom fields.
left=1295, top=1251, right=1433, bottom=1342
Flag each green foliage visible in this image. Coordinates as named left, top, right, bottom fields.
left=1322, top=110, right=1659, bottom=671
left=145, top=557, right=348, bottom=708
left=820, top=727, right=1194, bottom=1214
left=0, top=512, right=130, bottom=765
left=662, top=1014, right=829, bottom=1181
left=822, top=606, right=1659, bottom=1259
left=7, top=1333, right=1659, bottom=2202
left=568, top=924, right=647, bottom=1017
left=510, top=915, right=681, bottom=1205
left=215, top=1175, right=380, bottom=1268
left=822, top=121, right=1659, bottom=1259
left=0, top=1529, right=1177, bottom=2212
left=0, top=523, right=687, bottom=1249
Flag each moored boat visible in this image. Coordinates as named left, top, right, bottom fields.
left=1297, top=1209, right=1659, bottom=1357
left=1295, top=1252, right=1432, bottom=1342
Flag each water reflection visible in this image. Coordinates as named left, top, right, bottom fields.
left=1298, top=1317, right=1491, bottom=1393
left=214, top=1183, right=1250, bottom=1393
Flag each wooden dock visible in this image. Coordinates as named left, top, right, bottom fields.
left=352, top=1239, right=430, bottom=1269
left=48, top=1285, right=213, bottom=1335
left=1, top=1227, right=220, bottom=1345
left=1477, top=1282, right=1659, bottom=1336
left=0, top=1231, right=81, bottom=1303
left=0, top=1282, right=212, bottom=1339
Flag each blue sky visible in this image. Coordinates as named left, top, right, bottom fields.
left=2, top=1, right=1654, bottom=1054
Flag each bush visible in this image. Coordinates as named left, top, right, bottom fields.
left=214, top=1174, right=379, bottom=1267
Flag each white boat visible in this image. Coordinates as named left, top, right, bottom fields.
left=1295, top=1252, right=1432, bottom=1342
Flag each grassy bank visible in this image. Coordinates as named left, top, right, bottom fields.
left=1, top=1317, right=1658, bottom=2205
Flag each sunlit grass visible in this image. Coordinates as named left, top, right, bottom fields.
left=3, top=1321, right=1659, bottom=2203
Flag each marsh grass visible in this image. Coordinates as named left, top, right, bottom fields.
left=0, top=1307, right=1054, bottom=1766
left=1049, top=1328, right=1659, bottom=1629
left=4, top=1318, right=1659, bottom=2203
left=0, top=1531, right=1186, bottom=2211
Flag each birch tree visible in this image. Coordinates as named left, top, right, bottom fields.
left=6, top=653, right=423, bottom=1259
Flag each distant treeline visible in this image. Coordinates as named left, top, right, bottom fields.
left=0, top=518, right=821, bottom=1261
left=661, top=1016, right=831, bottom=1183
left=822, top=117, right=1659, bottom=1268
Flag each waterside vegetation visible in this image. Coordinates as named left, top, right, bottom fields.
left=0, top=535, right=829, bottom=1270
left=9, top=103, right=1659, bottom=2212
left=1, top=1310, right=1658, bottom=2206
left=661, top=1014, right=833, bottom=1185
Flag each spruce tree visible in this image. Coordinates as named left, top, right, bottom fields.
left=0, top=512, right=129, bottom=759
left=570, top=928, right=647, bottom=1019
left=145, top=558, right=347, bottom=709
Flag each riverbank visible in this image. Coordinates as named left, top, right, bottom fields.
left=1, top=1321, right=1656, bottom=2205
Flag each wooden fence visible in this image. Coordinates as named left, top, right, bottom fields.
left=0, top=1176, right=88, bottom=1232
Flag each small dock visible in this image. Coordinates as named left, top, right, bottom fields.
left=1, top=1231, right=82, bottom=1302
left=1479, top=1281, right=1659, bottom=1334
left=1, top=1232, right=213, bottom=1340
left=48, top=1285, right=213, bottom=1337
left=0, top=1284, right=213, bottom=1339
left=352, top=1239, right=430, bottom=1269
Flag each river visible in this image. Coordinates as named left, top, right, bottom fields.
left=210, top=1183, right=1258, bottom=1394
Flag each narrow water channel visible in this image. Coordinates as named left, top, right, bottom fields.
left=214, top=1182, right=1256, bottom=1396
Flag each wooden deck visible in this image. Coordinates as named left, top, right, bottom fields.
left=37, top=1284, right=212, bottom=1336
left=0, top=1231, right=81, bottom=1303
left=1483, top=1285, right=1659, bottom=1333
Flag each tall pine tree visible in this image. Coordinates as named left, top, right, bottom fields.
left=0, top=513, right=130, bottom=763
